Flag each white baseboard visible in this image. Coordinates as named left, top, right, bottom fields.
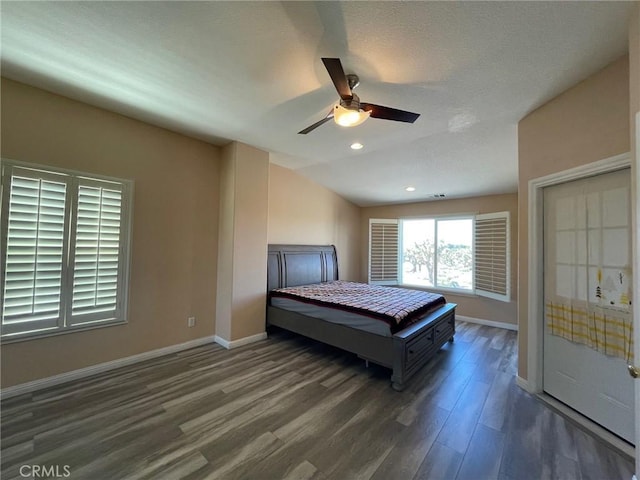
left=1, top=335, right=217, bottom=400
left=456, top=315, right=518, bottom=331
left=214, top=332, right=267, bottom=349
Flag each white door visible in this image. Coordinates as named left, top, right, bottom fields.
left=543, top=168, right=634, bottom=444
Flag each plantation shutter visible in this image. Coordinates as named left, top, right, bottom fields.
left=2, top=160, right=132, bottom=340
left=1, top=167, right=70, bottom=335
left=474, top=212, right=510, bottom=301
left=368, top=219, right=399, bottom=285
left=69, top=179, right=124, bottom=324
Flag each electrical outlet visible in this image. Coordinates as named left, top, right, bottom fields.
left=187, top=316, right=196, bottom=327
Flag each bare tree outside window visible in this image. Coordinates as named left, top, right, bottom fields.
left=401, top=218, right=473, bottom=290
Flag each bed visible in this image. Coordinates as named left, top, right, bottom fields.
left=266, top=244, right=456, bottom=391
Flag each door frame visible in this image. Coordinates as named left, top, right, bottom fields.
left=634, top=111, right=640, bottom=477
left=524, top=152, right=632, bottom=446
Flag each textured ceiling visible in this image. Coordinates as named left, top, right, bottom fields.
left=0, top=1, right=633, bottom=206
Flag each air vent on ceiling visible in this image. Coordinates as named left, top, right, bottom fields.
left=432, top=194, right=446, bottom=199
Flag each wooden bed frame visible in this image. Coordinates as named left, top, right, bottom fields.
left=266, top=244, right=456, bottom=391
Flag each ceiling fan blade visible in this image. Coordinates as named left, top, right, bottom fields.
left=322, top=58, right=352, bottom=101
left=361, top=103, right=420, bottom=123
left=298, top=111, right=334, bottom=134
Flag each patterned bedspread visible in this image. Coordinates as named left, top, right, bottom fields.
left=269, top=281, right=446, bottom=333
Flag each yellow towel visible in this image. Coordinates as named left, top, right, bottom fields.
left=546, top=301, right=633, bottom=363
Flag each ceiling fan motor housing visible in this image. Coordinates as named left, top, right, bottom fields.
left=346, top=73, right=360, bottom=90
left=339, top=92, right=361, bottom=111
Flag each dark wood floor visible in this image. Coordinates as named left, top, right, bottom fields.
left=1, top=321, right=634, bottom=480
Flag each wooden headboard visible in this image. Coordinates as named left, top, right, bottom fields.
left=267, top=244, right=338, bottom=292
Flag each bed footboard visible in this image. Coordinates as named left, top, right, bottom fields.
left=267, top=302, right=455, bottom=392
left=391, top=303, right=456, bottom=391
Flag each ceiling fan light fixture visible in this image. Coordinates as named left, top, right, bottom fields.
left=333, top=104, right=370, bottom=127
left=298, top=58, right=419, bottom=134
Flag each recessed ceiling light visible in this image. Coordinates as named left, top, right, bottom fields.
left=350, top=142, right=364, bottom=150
left=405, top=186, right=416, bottom=192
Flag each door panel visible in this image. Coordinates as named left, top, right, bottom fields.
left=544, top=335, right=633, bottom=442
left=543, top=168, right=634, bottom=444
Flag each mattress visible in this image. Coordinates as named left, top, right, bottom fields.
left=270, top=296, right=394, bottom=336
left=269, top=280, right=446, bottom=335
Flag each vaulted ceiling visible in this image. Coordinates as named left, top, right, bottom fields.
left=1, top=1, right=633, bottom=205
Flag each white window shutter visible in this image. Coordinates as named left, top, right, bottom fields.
left=368, top=219, right=399, bottom=285
left=474, top=212, right=510, bottom=302
left=1, top=167, right=69, bottom=335
left=1, top=160, right=132, bottom=340
left=69, top=179, right=124, bottom=324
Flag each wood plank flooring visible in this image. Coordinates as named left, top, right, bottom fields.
left=1, top=321, right=634, bottom=480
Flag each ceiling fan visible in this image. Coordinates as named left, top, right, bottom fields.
left=298, top=58, right=421, bottom=135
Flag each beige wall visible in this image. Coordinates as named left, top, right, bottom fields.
left=517, top=56, right=630, bottom=380
left=632, top=6, right=640, bottom=124
left=1, top=78, right=221, bottom=387
left=216, top=142, right=270, bottom=341
left=268, top=163, right=361, bottom=281
left=361, top=194, right=518, bottom=326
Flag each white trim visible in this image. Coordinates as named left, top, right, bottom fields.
left=0, top=336, right=216, bottom=399
left=516, top=375, right=531, bottom=392
left=527, top=152, right=631, bottom=394
left=456, top=314, right=518, bottom=331
left=214, top=332, right=267, bottom=349
left=368, top=218, right=398, bottom=224
left=634, top=111, right=640, bottom=477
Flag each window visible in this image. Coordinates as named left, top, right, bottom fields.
left=369, top=212, right=510, bottom=301
left=1, top=161, right=133, bottom=340
left=401, top=217, right=473, bottom=291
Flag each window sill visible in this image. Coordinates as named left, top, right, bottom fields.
left=398, top=284, right=477, bottom=298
